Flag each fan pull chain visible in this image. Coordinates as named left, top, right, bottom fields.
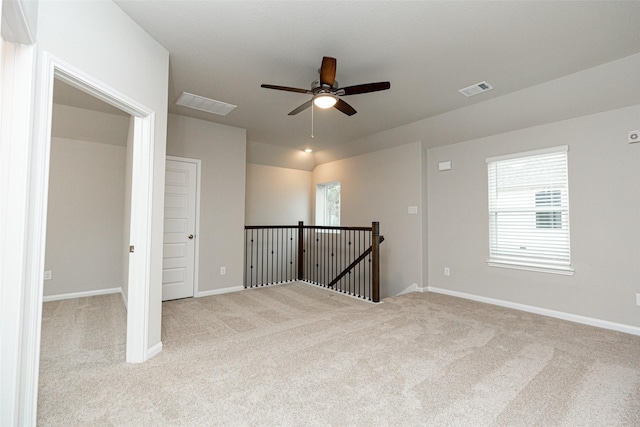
left=311, top=101, right=314, bottom=139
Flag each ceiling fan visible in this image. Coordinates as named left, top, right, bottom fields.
left=261, top=56, right=390, bottom=116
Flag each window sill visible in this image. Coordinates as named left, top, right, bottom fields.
left=487, top=260, right=574, bottom=276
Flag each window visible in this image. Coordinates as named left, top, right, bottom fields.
left=486, top=145, right=573, bottom=275
left=316, top=181, right=340, bottom=227
left=535, top=190, right=562, bottom=229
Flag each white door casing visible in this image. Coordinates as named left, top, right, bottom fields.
left=163, top=157, right=200, bottom=300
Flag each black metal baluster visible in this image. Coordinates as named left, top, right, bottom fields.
left=357, top=230, right=360, bottom=296
left=342, top=229, right=347, bottom=293
left=260, top=228, right=269, bottom=285
left=250, top=229, right=254, bottom=288
left=277, top=228, right=281, bottom=283
left=252, top=229, right=255, bottom=287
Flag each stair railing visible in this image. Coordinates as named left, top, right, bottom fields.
left=244, top=221, right=383, bottom=302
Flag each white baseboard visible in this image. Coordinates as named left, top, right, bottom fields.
left=43, top=287, right=123, bottom=302
left=146, top=341, right=162, bottom=360
left=197, top=285, right=244, bottom=298
left=427, top=286, right=640, bottom=336
left=120, top=288, right=128, bottom=309
left=397, top=283, right=419, bottom=295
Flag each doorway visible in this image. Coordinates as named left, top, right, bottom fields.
left=39, top=78, right=132, bottom=362
left=35, top=54, right=156, bottom=364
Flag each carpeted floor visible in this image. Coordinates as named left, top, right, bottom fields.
left=38, top=282, right=640, bottom=426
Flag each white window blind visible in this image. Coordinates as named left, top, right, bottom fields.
left=486, top=146, right=573, bottom=274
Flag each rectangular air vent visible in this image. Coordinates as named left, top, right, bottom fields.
left=176, top=92, right=237, bottom=116
left=458, top=81, right=493, bottom=97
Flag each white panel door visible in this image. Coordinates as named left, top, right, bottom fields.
left=163, top=159, right=197, bottom=300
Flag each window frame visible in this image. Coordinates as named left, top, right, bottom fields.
left=486, top=145, right=574, bottom=276
left=315, top=181, right=341, bottom=229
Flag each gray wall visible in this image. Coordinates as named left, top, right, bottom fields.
left=166, top=113, right=247, bottom=293
left=427, top=105, right=640, bottom=327
left=313, top=142, right=424, bottom=298
left=45, top=137, right=126, bottom=296
left=50, top=104, right=130, bottom=146
left=247, top=140, right=316, bottom=171
left=245, top=163, right=312, bottom=225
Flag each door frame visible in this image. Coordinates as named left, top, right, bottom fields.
left=10, top=52, right=157, bottom=421
left=35, top=53, right=156, bottom=363
left=0, top=38, right=37, bottom=425
left=166, top=156, right=201, bottom=299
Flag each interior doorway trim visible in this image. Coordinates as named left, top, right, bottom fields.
left=0, top=38, right=38, bottom=426
left=21, top=52, right=157, bottom=418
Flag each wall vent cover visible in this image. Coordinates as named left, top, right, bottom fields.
left=458, top=81, right=493, bottom=97
left=176, top=92, right=237, bottom=116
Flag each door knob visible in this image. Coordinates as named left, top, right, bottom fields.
left=188, top=234, right=194, bottom=240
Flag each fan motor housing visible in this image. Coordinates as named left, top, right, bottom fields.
left=311, top=79, right=338, bottom=91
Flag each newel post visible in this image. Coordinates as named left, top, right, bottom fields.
left=371, top=221, right=380, bottom=303
left=297, top=221, right=304, bottom=280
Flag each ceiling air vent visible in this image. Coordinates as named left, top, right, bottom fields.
left=458, top=81, right=493, bottom=97
left=176, top=92, right=237, bottom=116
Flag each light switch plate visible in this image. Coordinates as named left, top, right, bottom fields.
left=408, top=206, right=418, bottom=215
left=438, top=161, right=452, bottom=171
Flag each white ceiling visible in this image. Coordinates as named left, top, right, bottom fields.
left=103, top=1, right=639, bottom=153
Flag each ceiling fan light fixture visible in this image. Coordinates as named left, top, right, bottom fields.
left=313, top=94, right=338, bottom=109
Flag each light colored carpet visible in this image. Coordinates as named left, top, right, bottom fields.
left=38, top=282, right=640, bottom=426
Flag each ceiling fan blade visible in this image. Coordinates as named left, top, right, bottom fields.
left=334, top=98, right=357, bottom=116
left=288, top=100, right=313, bottom=115
left=261, top=84, right=312, bottom=94
left=340, top=82, right=390, bottom=96
left=320, top=57, right=337, bottom=87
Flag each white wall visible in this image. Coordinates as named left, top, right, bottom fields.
left=245, top=163, right=312, bottom=225
left=166, top=114, right=247, bottom=293
left=34, top=0, right=169, bottom=352
left=44, top=137, right=125, bottom=296
left=312, top=142, right=424, bottom=298
left=427, top=105, right=640, bottom=328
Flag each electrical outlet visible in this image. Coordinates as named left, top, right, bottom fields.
left=444, top=267, right=450, bottom=276
left=44, top=271, right=52, bottom=280
left=220, top=267, right=226, bottom=275
left=629, top=130, right=639, bottom=144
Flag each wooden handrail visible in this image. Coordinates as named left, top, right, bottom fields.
left=245, top=224, right=373, bottom=231
left=327, top=235, right=384, bottom=290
